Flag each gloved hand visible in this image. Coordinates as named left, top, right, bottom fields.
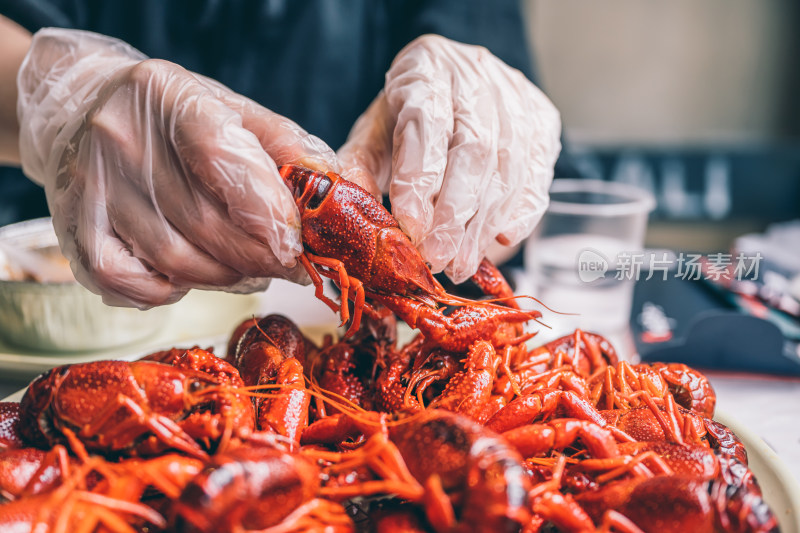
left=17, top=28, right=339, bottom=307
left=338, top=35, right=561, bottom=283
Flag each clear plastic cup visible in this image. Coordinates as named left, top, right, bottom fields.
left=524, top=180, right=656, bottom=352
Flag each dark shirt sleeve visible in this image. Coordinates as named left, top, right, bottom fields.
left=0, top=0, right=575, bottom=225
left=386, top=0, right=536, bottom=81
left=1, top=0, right=542, bottom=146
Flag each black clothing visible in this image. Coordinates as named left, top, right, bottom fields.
left=1, top=0, right=534, bottom=149
left=0, top=0, right=546, bottom=225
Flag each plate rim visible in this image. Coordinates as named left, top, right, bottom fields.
left=715, top=410, right=800, bottom=533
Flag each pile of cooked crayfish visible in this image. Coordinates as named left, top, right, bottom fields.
left=0, top=165, right=781, bottom=532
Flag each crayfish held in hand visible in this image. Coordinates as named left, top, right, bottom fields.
left=279, top=164, right=541, bottom=350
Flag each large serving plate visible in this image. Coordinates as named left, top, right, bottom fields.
left=714, top=411, right=800, bottom=533
left=0, top=278, right=796, bottom=531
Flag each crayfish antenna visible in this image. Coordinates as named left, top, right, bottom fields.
left=487, top=293, right=578, bottom=316
left=236, top=383, right=378, bottom=430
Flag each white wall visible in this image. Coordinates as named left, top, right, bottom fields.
left=525, top=0, right=796, bottom=146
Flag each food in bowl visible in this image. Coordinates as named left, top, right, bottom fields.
left=0, top=218, right=171, bottom=352
left=0, top=243, right=74, bottom=283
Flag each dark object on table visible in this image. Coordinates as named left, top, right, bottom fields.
left=638, top=312, right=799, bottom=375
left=632, top=276, right=800, bottom=375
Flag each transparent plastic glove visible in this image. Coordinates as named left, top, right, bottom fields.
left=339, top=35, right=561, bottom=283
left=17, top=28, right=338, bottom=307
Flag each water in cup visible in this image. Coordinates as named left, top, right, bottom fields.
left=523, top=179, right=655, bottom=354
left=525, top=233, right=637, bottom=335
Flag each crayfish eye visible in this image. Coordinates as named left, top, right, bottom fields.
left=306, top=176, right=332, bottom=210
left=188, top=380, right=203, bottom=393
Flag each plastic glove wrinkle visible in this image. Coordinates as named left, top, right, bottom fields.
left=337, top=34, right=561, bottom=282
left=16, top=28, right=334, bottom=307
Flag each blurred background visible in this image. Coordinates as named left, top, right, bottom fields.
left=526, top=0, right=800, bottom=251
left=505, top=0, right=800, bottom=373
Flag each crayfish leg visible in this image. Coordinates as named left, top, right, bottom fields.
left=299, top=253, right=341, bottom=315
left=303, top=251, right=370, bottom=338
left=79, top=393, right=208, bottom=460
left=471, top=257, right=520, bottom=309
left=343, top=278, right=365, bottom=339
left=423, top=474, right=456, bottom=532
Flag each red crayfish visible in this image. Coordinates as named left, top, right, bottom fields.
left=18, top=354, right=254, bottom=460
left=0, top=289, right=781, bottom=533
left=279, top=164, right=541, bottom=351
